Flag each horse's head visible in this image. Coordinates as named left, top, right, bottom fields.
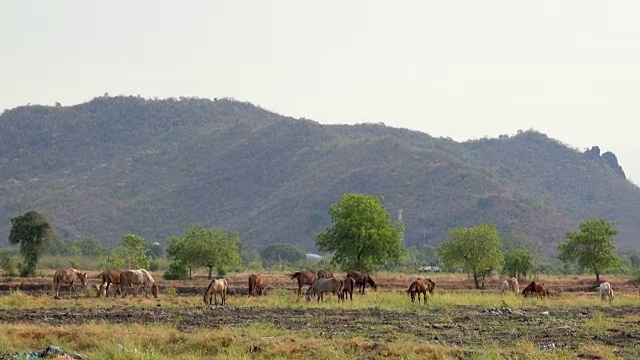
left=79, top=272, right=87, bottom=287
left=151, top=284, right=159, bottom=299
left=367, top=276, right=378, bottom=291
left=305, top=293, right=312, bottom=303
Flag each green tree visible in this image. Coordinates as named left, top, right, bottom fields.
left=503, top=249, right=533, bottom=280
left=77, top=237, right=108, bottom=257
left=558, top=218, right=620, bottom=284
left=105, top=234, right=152, bottom=270
left=260, top=243, right=306, bottom=268
left=437, top=223, right=504, bottom=289
left=316, top=193, right=406, bottom=273
left=0, top=247, right=19, bottom=277
left=166, top=225, right=242, bottom=279
left=503, top=231, right=544, bottom=277
left=9, top=211, right=59, bottom=277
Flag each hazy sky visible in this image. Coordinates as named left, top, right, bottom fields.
left=2, top=1, right=640, bottom=183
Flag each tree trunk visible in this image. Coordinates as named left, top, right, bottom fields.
left=208, top=266, right=214, bottom=280
left=187, top=266, right=192, bottom=280
left=595, top=271, right=600, bottom=285
left=473, top=271, right=481, bottom=289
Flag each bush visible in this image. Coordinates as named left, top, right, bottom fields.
left=0, top=249, right=18, bottom=277
left=163, top=262, right=188, bottom=280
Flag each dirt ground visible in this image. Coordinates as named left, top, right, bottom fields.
left=0, top=302, right=639, bottom=358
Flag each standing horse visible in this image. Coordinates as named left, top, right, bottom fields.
left=52, top=268, right=87, bottom=298
left=98, top=269, right=122, bottom=297
left=599, top=282, right=614, bottom=303
left=291, top=271, right=317, bottom=296
left=346, top=271, right=378, bottom=294
left=248, top=273, right=264, bottom=297
left=407, top=278, right=436, bottom=304
left=119, top=269, right=159, bottom=298
left=305, top=278, right=343, bottom=303
left=204, top=278, right=228, bottom=305
left=317, top=269, right=334, bottom=278
left=501, top=278, right=519, bottom=295
left=522, top=281, right=548, bottom=299
left=340, top=276, right=356, bottom=301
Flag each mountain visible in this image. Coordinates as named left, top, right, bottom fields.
left=1, top=96, right=638, bottom=253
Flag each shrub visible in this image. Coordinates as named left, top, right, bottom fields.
left=163, top=262, right=188, bottom=280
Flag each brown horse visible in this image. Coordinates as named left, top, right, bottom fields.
left=317, top=269, right=334, bottom=278
left=346, top=271, right=377, bottom=294
left=204, top=278, right=228, bottom=306
left=339, top=276, right=356, bottom=301
left=248, top=273, right=264, bottom=297
left=119, top=269, right=159, bottom=298
left=291, top=271, right=317, bottom=296
left=407, top=278, right=436, bottom=304
left=522, top=281, right=548, bottom=299
left=98, top=269, right=122, bottom=297
left=52, top=268, right=87, bottom=297
left=7, top=281, right=23, bottom=293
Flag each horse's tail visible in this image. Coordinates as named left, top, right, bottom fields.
left=290, top=272, right=301, bottom=280
left=248, top=277, right=253, bottom=295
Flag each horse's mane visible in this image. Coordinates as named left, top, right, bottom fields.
left=290, top=272, right=301, bottom=280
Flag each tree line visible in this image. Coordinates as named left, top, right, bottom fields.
left=1, top=194, right=626, bottom=285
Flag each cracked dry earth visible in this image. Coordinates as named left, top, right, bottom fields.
left=1, top=304, right=639, bottom=358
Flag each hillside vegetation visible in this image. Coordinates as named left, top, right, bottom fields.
left=1, top=96, right=638, bottom=253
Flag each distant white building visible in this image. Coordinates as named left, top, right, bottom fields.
left=306, top=253, right=324, bottom=263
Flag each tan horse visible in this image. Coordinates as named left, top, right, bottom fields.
left=291, top=271, right=317, bottom=296
left=248, top=273, right=264, bottom=297
left=52, top=268, right=87, bottom=297
left=7, top=281, right=23, bottom=293
left=119, top=269, right=158, bottom=298
left=98, top=269, right=122, bottom=297
left=501, top=277, right=519, bottom=295
left=599, top=282, right=614, bottom=303
left=305, top=277, right=343, bottom=303
left=204, top=278, right=228, bottom=305
left=407, top=278, right=436, bottom=304
left=346, top=271, right=378, bottom=294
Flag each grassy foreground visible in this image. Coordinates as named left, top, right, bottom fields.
left=0, top=287, right=637, bottom=360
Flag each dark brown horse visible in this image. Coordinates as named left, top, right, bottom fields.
left=346, top=271, right=377, bottom=294
left=407, top=278, right=436, bottom=304
left=98, top=269, right=122, bottom=297
left=522, top=281, right=548, bottom=299
left=291, top=271, right=317, bottom=296
left=317, top=269, right=334, bottom=279
left=339, top=276, right=356, bottom=301
left=248, top=273, right=264, bottom=297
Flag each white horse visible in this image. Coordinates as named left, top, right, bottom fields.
left=119, top=269, right=158, bottom=298
left=599, top=282, right=614, bottom=303
left=500, top=277, right=519, bottom=295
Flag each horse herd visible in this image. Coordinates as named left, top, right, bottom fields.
left=46, top=268, right=617, bottom=306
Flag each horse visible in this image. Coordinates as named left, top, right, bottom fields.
left=346, top=271, right=377, bottom=294
left=204, top=278, right=228, bottom=305
left=291, top=271, right=317, bottom=296
left=52, top=268, right=87, bottom=298
left=521, top=281, right=548, bottom=299
left=599, top=282, right=614, bottom=303
left=501, top=277, right=519, bottom=295
left=248, top=273, right=264, bottom=297
left=305, top=277, right=343, bottom=303
left=119, top=269, right=159, bottom=298
left=7, top=281, right=23, bottom=293
left=407, top=278, right=436, bottom=304
left=317, top=269, right=334, bottom=278
left=339, top=276, right=356, bottom=301
left=98, top=269, right=122, bottom=297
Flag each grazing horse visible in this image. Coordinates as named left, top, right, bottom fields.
left=599, top=282, right=614, bottom=303
left=522, top=281, right=548, bottom=299
left=119, top=269, right=159, bottom=299
left=501, top=277, right=519, bottom=295
left=407, top=278, right=436, bottom=304
left=340, top=276, right=356, bottom=301
left=291, top=271, right=317, bottom=296
left=346, top=271, right=377, bottom=294
left=98, top=269, right=122, bottom=297
left=52, top=268, right=87, bottom=297
left=7, top=281, right=23, bottom=293
left=204, top=278, right=228, bottom=306
left=317, top=269, right=334, bottom=278
left=305, top=277, right=343, bottom=303
left=248, top=273, right=264, bottom=297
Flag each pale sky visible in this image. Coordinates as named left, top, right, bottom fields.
left=2, top=1, right=640, bottom=184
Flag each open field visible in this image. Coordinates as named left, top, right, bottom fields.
left=0, top=272, right=639, bottom=359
